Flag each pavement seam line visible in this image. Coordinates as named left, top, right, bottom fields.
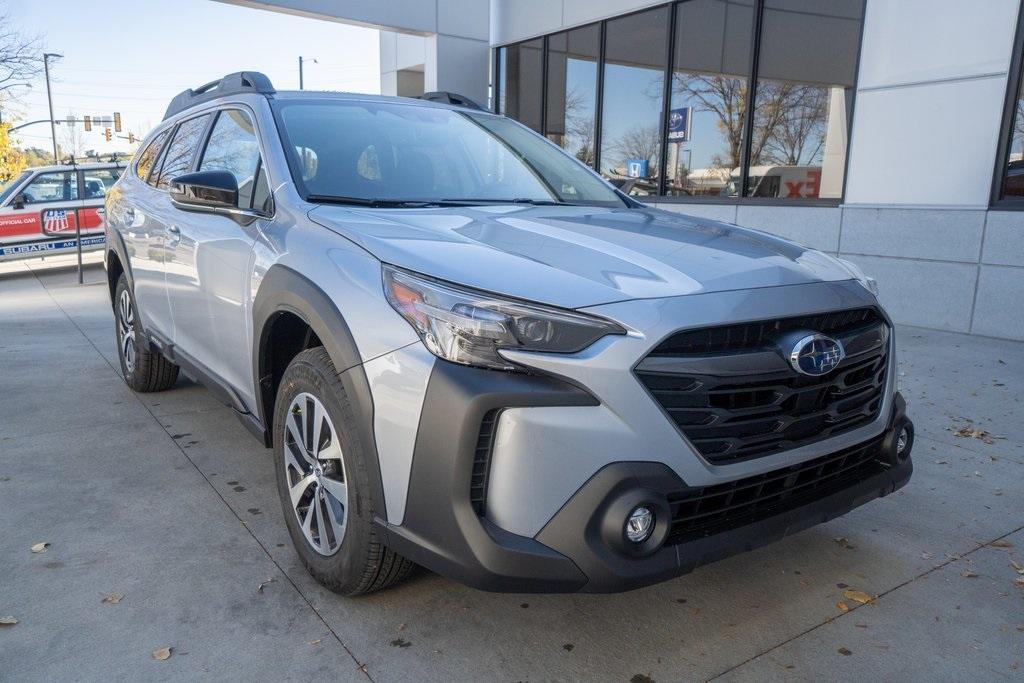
left=706, top=522, right=1024, bottom=681
left=33, top=267, right=376, bottom=682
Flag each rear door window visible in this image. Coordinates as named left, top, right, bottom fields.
left=81, top=168, right=123, bottom=200
left=155, top=114, right=212, bottom=190
left=135, top=130, right=170, bottom=183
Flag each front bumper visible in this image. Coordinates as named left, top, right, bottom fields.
left=378, top=360, right=913, bottom=593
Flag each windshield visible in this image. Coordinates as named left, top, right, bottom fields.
left=273, top=99, right=625, bottom=207
left=0, top=170, right=31, bottom=206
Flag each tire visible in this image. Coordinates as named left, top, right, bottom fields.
left=114, top=275, right=179, bottom=392
left=273, top=347, right=413, bottom=596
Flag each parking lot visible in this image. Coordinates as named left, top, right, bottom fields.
left=1, top=257, right=1022, bottom=682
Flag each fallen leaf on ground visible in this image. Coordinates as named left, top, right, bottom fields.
left=152, top=647, right=172, bottom=661
left=934, top=460, right=949, bottom=465
left=257, top=578, right=276, bottom=593
left=836, top=601, right=849, bottom=613
left=843, top=589, right=873, bottom=604
left=953, top=426, right=995, bottom=445
left=1015, top=578, right=1024, bottom=589
left=990, top=540, right=1014, bottom=548
left=101, top=594, right=123, bottom=605
left=961, top=570, right=979, bottom=578
left=30, top=542, right=50, bottom=554
left=837, top=647, right=853, bottom=656
left=309, top=639, right=321, bottom=646
left=833, top=537, right=856, bottom=550
left=1012, top=560, right=1024, bottom=575
left=0, top=616, right=17, bottom=626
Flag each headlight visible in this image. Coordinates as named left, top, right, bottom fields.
left=837, top=258, right=879, bottom=296
left=383, top=265, right=625, bottom=371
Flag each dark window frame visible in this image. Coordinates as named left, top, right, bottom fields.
left=491, top=0, right=866, bottom=206
left=196, top=106, right=272, bottom=212
left=991, top=2, right=1024, bottom=209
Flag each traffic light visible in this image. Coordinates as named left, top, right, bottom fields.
left=83, top=115, right=92, bottom=132
left=128, top=132, right=136, bottom=144
left=113, top=112, right=122, bottom=133
left=103, top=127, right=112, bottom=142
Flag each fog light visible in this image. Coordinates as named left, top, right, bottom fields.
left=896, top=427, right=909, bottom=456
left=625, top=506, right=654, bottom=543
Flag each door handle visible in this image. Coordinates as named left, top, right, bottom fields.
left=168, top=225, right=181, bottom=244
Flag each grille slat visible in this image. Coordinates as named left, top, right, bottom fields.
left=665, top=437, right=887, bottom=545
left=469, top=410, right=500, bottom=516
left=638, top=309, right=889, bottom=465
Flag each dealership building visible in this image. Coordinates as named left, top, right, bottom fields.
left=224, top=0, right=1024, bottom=341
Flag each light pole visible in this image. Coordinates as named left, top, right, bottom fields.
left=43, top=53, right=63, bottom=163
left=299, top=56, right=317, bottom=90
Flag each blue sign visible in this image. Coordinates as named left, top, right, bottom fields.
left=625, top=159, right=649, bottom=178
left=0, top=235, right=105, bottom=260
left=667, top=107, right=692, bottom=142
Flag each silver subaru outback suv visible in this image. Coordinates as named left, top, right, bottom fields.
left=104, top=72, right=913, bottom=595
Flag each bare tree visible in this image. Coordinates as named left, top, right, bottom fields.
left=610, top=123, right=660, bottom=171
left=60, top=114, right=86, bottom=159
left=671, top=74, right=832, bottom=171
left=672, top=73, right=747, bottom=169
left=0, top=3, right=42, bottom=91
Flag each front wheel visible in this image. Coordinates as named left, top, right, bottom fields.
left=273, top=347, right=413, bottom=596
left=114, top=275, right=179, bottom=392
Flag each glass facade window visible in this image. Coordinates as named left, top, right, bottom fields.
left=666, top=0, right=754, bottom=197
left=998, top=19, right=1024, bottom=201
left=493, top=0, right=865, bottom=203
left=499, top=38, right=544, bottom=132
left=599, top=7, right=669, bottom=197
left=545, top=25, right=600, bottom=167
left=747, top=0, right=862, bottom=199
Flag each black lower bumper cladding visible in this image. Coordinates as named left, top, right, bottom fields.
left=380, top=360, right=913, bottom=593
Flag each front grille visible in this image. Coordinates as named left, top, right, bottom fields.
left=647, top=308, right=881, bottom=357
left=637, top=308, right=889, bottom=465
left=469, top=410, right=499, bottom=515
left=665, top=436, right=887, bottom=546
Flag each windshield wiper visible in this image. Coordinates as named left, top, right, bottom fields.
left=306, top=194, right=443, bottom=208
left=440, top=197, right=580, bottom=206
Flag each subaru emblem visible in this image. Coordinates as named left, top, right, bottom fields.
left=789, top=334, right=845, bottom=376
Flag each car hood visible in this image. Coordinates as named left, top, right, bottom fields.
left=308, top=204, right=855, bottom=309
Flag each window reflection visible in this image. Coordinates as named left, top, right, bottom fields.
left=1001, top=66, right=1024, bottom=198
left=744, top=0, right=861, bottom=199
left=500, top=38, right=544, bottom=133
left=545, top=25, right=600, bottom=167
left=666, top=0, right=754, bottom=196
left=599, top=7, right=669, bottom=196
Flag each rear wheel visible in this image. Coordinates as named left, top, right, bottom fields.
left=114, top=275, right=179, bottom=392
left=274, top=347, right=413, bottom=596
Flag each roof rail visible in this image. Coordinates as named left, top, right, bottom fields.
left=418, top=91, right=487, bottom=111
left=163, top=71, right=275, bottom=121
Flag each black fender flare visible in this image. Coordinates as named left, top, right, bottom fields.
left=251, top=264, right=388, bottom=522
left=105, top=229, right=134, bottom=303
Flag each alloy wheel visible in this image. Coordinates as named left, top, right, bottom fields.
left=117, top=289, right=136, bottom=373
left=284, top=392, right=349, bottom=556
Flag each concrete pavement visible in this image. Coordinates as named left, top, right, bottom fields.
left=1, top=258, right=1022, bottom=682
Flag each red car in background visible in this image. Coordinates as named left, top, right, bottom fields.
left=0, top=161, right=125, bottom=261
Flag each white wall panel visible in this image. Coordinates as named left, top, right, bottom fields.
left=858, top=0, right=1019, bottom=89
left=845, top=75, right=1009, bottom=206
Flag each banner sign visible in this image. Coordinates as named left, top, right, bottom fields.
left=667, top=107, right=692, bottom=142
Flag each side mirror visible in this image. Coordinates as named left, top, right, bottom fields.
left=169, top=170, right=238, bottom=211
left=12, top=193, right=26, bottom=210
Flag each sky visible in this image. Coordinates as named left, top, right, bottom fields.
left=3, top=0, right=380, bottom=154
